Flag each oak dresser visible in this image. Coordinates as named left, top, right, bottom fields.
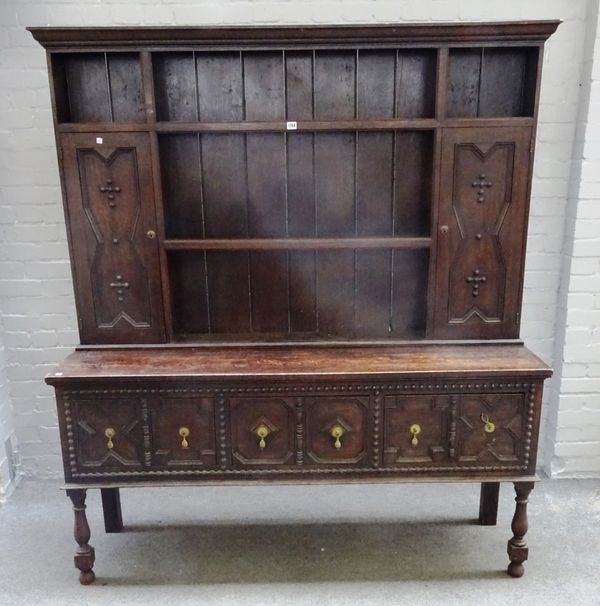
left=29, top=21, right=558, bottom=583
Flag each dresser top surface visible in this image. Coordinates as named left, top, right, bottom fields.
left=46, top=344, right=551, bottom=384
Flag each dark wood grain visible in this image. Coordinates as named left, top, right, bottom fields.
left=433, top=126, right=532, bottom=339
left=507, top=481, right=534, bottom=577
left=153, top=52, right=197, bottom=121
left=396, top=50, right=437, bottom=118
left=35, top=22, right=558, bottom=583
left=163, top=238, right=432, bottom=250
left=46, top=344, right=552, bottom=382
left=66, top=489, right=96, bottom=584
left=59, top=132, right=165, bottom=344
left=29, top=22, right=560, bottom=50
left=106, top=54, right=145, bottom=123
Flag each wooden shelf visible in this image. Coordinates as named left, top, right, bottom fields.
left=163, top=237, right=432, bottom=251
left=56, top=119, right=440, bottom=133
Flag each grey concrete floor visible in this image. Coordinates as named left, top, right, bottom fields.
left=0, top=478, right=599, bottom=605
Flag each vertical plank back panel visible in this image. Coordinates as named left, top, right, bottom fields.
left=159, top=134, right=204, bottom=239
left=314, top=51, right=356, bottom=119
left=207, top=251, right=251, bottom=333
left=246, top=134, right=286, bottom=237
left=357, top=51, right=395, bottom=119
left=356, top=132, right=394, bottom=236
left=196, top=52, right=244, bottom=121
left=64, top=54, right=111, bottom=122
left=286, top=52, right=314, bottom=120
left=316, top=250, right=355, bottom=336
left=153, top=52, right=197, bottom=121
left=394, top=131, right=433, bottom=236
left=107, top=54, right=145, bottom=123
left=315, top=133, right=355, bottom=237
left=201, top=134, right=248, bottom=238
left=396, top=50, right=437, bottom=118
left=244, top=52, right=285, bottom=120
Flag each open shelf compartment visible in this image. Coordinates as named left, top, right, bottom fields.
left=51, top=52, right=145, bottom=123
left=447, top=46, right=539, bottom=118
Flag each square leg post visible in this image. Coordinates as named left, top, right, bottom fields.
left=479, top=482, right=500, bottom=526
left=101, top=488, right=123, bottom=533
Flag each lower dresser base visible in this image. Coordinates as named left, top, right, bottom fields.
left=46, top=344, right=552, bottom=583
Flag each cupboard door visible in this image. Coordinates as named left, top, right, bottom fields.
left=433, top=127, right=532, bottom=339
left=60, top=133, right=165, bottom=343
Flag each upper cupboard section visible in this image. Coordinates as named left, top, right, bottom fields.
left=152, top=50, right=437, bottom=122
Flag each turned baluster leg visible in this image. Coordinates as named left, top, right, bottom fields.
left=507, top=481, right=535, bottom=578
left=101, top=488, right=123, bottom=533
left=479, top=482, right=500, bottom=525
left=66, top=489, right=96, bottom=585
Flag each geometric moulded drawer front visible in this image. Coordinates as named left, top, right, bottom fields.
left=382, top=391, right=531, bottom=471
left=58, top=376, right=541, bottom=481
left=149, top=397, right=217, bottom=469
left=69, top=397, right=145, bottom=472
left=456, top=393, right=525, bottom=464
left=305, top=396, right=369, bottom=466
left=383, top=395, right=449, bottom=466
left=229, top=396, right=296, bottom=467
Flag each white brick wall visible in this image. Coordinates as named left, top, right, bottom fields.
left=546, top=0, right=600, bottom=478
left=0, top=0, right=598, bottom=480
left=0, top=331, right=18, bottom=502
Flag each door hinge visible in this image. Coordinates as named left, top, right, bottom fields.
left=516, top=311, right=520, bottom=325
left=530, top=139, right=534, bottom=155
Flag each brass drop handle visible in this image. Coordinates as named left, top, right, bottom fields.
left=481, top=413, right=496, bottom=433
left=179, top=427, right=190, bottom=449
left=255, top=424, right=271, bottom=450
left=330, top=425, right=345, bottom=449
left=105, top=427, right=115, bottom=450
left=410, top=424, right=421, bottom=447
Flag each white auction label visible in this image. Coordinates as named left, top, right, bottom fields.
left=96, top=137, right=103, bottom=144
left=286, top=121, right=297, bottom=130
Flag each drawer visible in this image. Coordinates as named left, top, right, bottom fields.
left=69, top=396, right=145, bottom=472
left=229, top=396, right=296, bottom=467
left=149, top=396, right=217, bottom=469
left=304, top=396, right=369, bottom=466
left=383, top=395, right=448, bottom=466
left=455, top=393, right=526, bottom=465
left=381, top=391, right=530, bottom=470
left=66, top=394, right=218, bottom=475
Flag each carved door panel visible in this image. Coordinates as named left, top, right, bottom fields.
left=305, top=397, right=369, bottom=465
left=149, top=397, right=217, bottom=468
left=71, top=397, right=145, bottom=471
left=433, top=127, right=532, bottom=338
left=229, top=397, right=296, bottom=466
left=60, top=133, right=165, bottom=344
left=456, top=394, right=525, bottom=465
left=382, top=395, right=448, bottom=466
